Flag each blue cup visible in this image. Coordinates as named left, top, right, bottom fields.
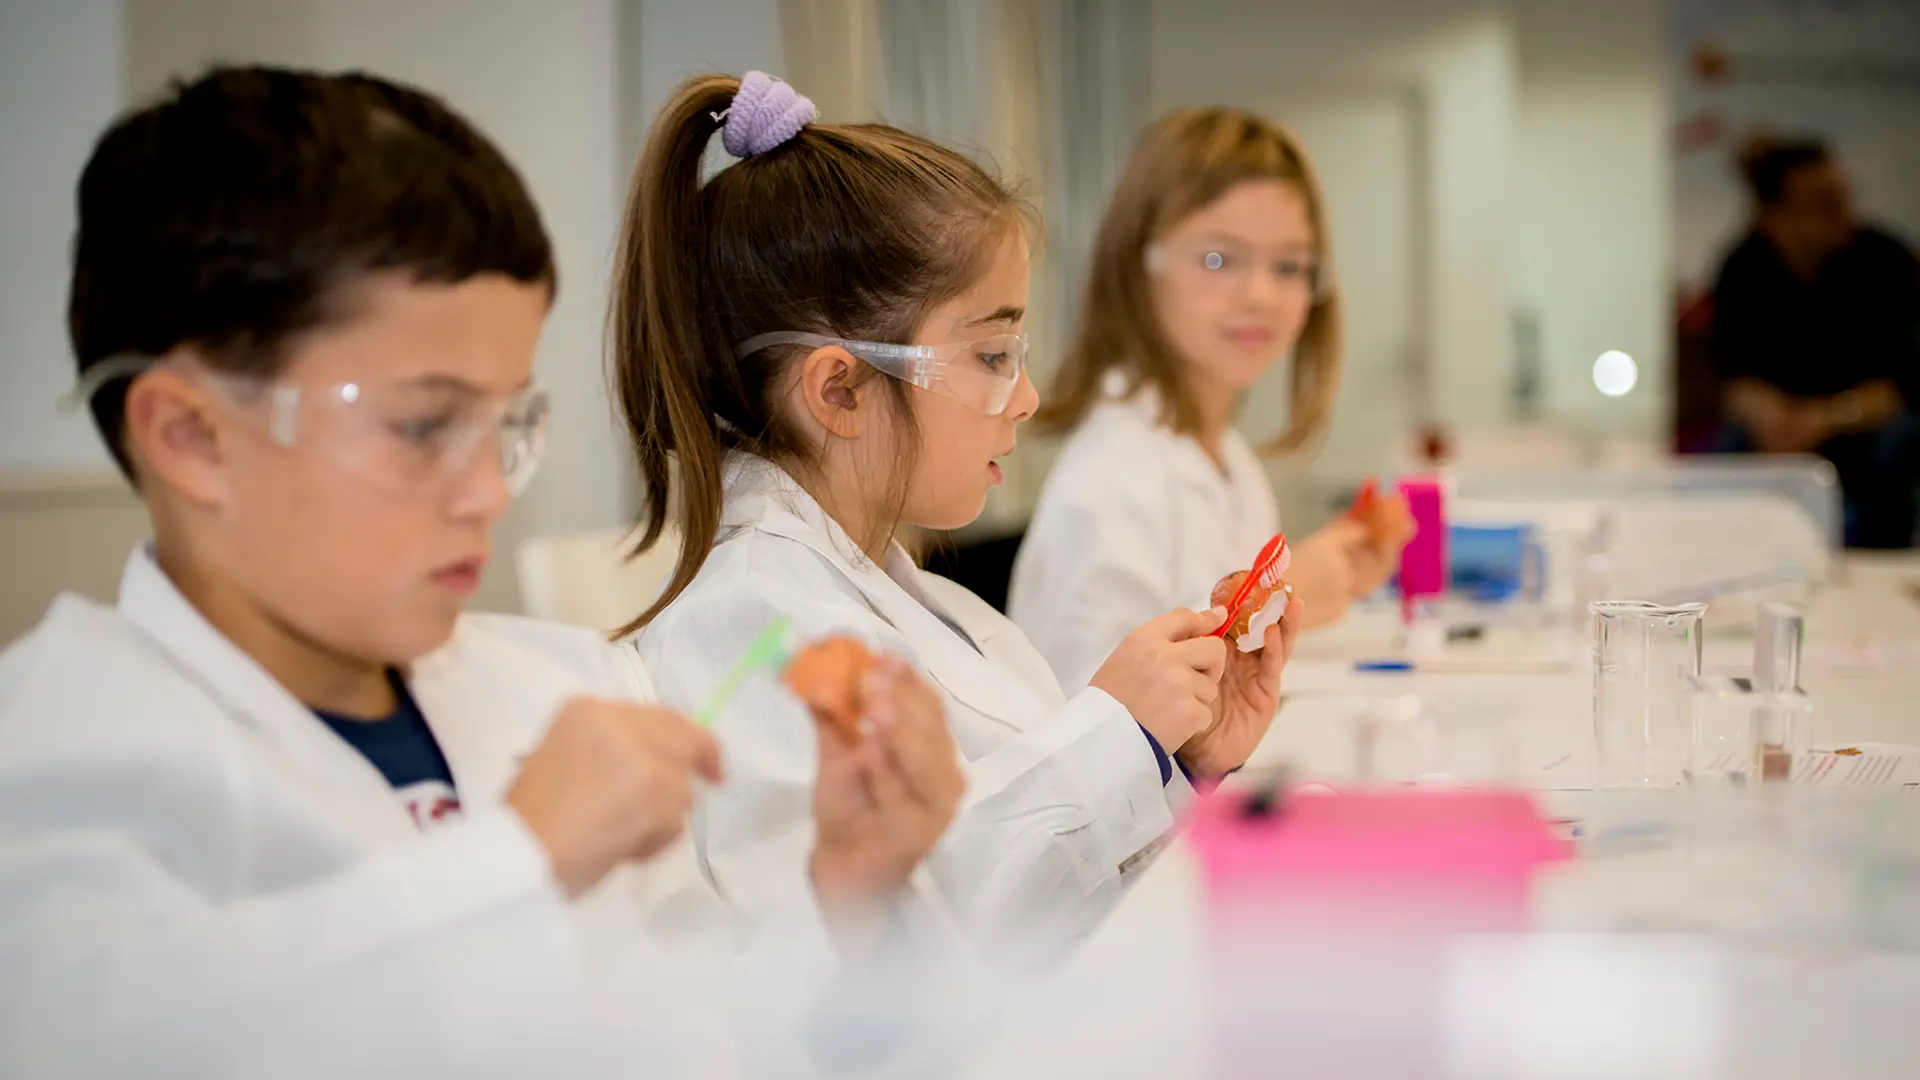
left=1448, top=523, right=1543, bottom=604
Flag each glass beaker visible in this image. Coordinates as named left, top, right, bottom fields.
left=1591, top=600, right=1706, bottom=789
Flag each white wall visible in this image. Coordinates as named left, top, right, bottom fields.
left=1512, top=0, right=1670, bottom=437
left=626, top=0, right=784, bottom=171
left=0, top=0, right=124, bottom=472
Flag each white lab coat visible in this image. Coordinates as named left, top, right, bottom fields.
left=0, top=547, right=851, bottom=1080
left=1009, top=375, right=1278, bottom=693
left=632, top=459, right=1190, bottom=969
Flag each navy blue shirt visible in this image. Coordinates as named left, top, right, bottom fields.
left=315, top=670, right=463, bottom=828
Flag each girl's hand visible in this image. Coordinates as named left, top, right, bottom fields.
left=1089, top=608, right=1229, bottom=752
left=808, top=657, right=964, bottom=956
left=1287, top=526, right=1359, bottom=628
left=1176, top=595, right=1305, bottom=780
left=1349, top=492, right=1415, bottom=597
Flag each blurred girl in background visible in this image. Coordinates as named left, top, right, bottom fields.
left=1010, top=106, right=1410, bottom=692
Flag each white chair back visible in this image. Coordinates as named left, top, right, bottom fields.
left=516, top=523, right=682, bottom=633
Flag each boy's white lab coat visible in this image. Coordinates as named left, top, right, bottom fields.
left=1009, top=376, right=1278, bottom=694
left=0, top=547, right=844, bottom=1080
left=633, top=460, right=1191, bottom=967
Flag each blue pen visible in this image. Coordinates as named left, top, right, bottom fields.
left=1353, top=659, right=1416, bottom=673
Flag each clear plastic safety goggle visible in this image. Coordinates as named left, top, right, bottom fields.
left=1146, top=239, right=1335, bottom=302
left=63, top=355, right=551, bottom=497
left=736, top=331, right=1030, bottom=416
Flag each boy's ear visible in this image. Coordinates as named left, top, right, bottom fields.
left=121, top=364, right=236, bottom=510
left=797, top=346, right=870, bottom=439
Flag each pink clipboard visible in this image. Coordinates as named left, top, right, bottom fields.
left=1189, top=787, right=1570, bottom=934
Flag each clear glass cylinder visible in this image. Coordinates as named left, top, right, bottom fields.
left=1685, top=675, right=1813, bottom=788
left=1686, top=675, right=1755, bottom=788
left=1591, top=600, right=1706, bottom=789
left=1755, top=688, right=1814, bottom=782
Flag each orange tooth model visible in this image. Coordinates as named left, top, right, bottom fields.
left=1209, top=532, right=1292, bottom=652
left=781, top=636, right=876, bottom=745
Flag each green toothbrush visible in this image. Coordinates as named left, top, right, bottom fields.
left=695, top=616, right=794, bottom=728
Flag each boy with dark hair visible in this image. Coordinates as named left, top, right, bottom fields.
left=0, top=65, right=963, bottom=1078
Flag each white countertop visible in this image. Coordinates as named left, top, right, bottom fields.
left=964, top=557, right=1920, bottom=1079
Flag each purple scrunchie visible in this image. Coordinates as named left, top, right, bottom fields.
left=721, top=71, right=818, bottom=158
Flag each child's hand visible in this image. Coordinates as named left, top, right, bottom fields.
left=1350, top=492, right=1416, bottom=597
left=1177, top=595, right=1305, bottom=780
left=808, top=657, right=964, bottom=938
left=507, top=697, right=723, bottom=898
left=1090, top=607, right=1229, bottom=751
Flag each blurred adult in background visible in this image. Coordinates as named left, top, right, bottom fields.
left=1009, top=107, right=1410, bottom=694
left=1714, top=137, right=1920, bottom=548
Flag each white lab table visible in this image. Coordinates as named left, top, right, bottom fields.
left=963, top=557, right=1920, bottom=1079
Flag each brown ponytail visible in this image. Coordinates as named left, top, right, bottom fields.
left=609, top=75, right=736, bottom=635
left=609, top=74, right=1026, bottom=635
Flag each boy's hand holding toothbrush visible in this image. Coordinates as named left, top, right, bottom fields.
left=507, top=698, right=724, bottom=898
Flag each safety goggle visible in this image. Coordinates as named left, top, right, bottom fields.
left=63, top=355, right=551, bottom=497
left=1146, top=240, right=1335, bottom=302
left=735, top=331, right=1030, bottom=417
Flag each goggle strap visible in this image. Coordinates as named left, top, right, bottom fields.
left=59, top=354, right=158, bottom=412
left=737, top=331, right=937, bottom=364
left=268, top=385, right=300, bottom=446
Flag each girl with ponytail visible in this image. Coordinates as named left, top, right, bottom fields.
left=613, top=73, right=1304, bottom=962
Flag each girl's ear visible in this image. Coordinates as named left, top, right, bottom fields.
left=797, top=345, right=870, bottom=439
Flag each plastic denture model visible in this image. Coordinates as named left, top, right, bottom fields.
left=1210, top=533, right=1293, bottom=653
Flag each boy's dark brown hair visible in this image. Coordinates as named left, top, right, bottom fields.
left=69, top=64, right=555, bottom=482
left=1037, top=106, right=1342, bottom=454
left=609, top=74, right=1026, bottom=633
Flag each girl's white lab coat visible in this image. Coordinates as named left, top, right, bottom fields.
left=0, top=547, right=850, bottom=1079
left=1009, top=376, right=1278, bottom=694
left=633, top=460, right=1191, bottom=966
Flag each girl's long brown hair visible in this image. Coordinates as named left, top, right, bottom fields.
left=1037, top=106, right=1342, bottom=453
left=609, top=74, right=1023, bottom=635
